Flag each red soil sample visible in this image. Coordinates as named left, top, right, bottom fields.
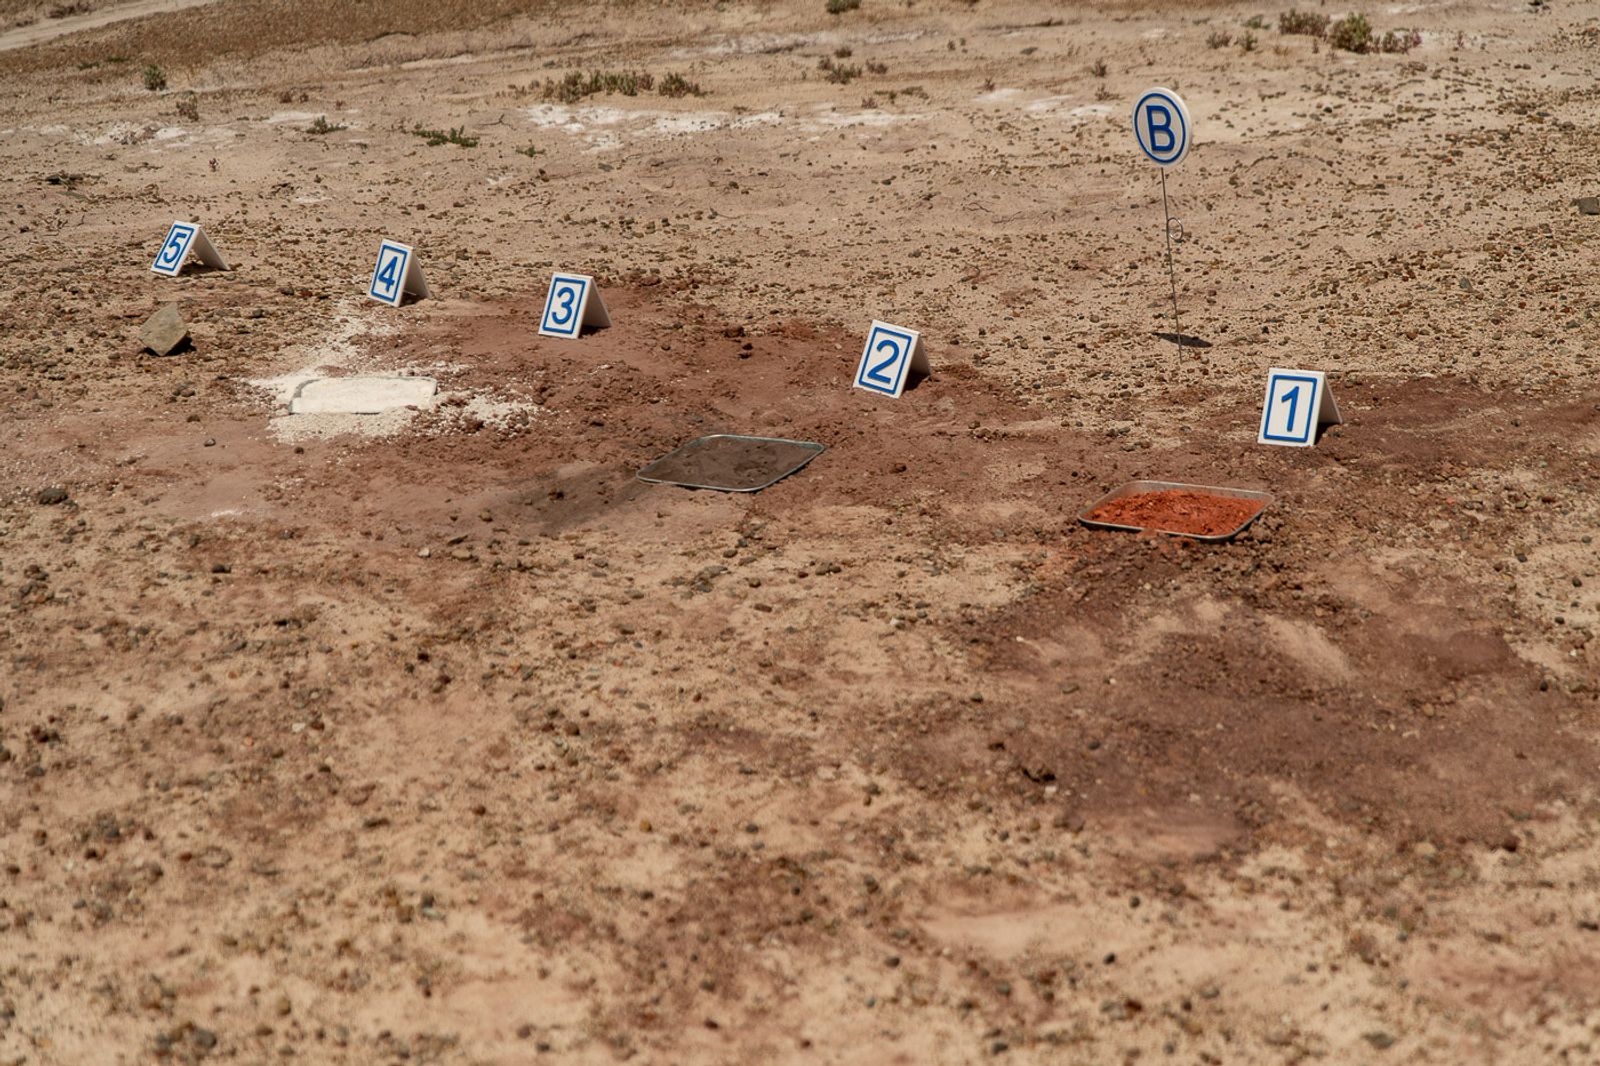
left=1085, top=489, right=1264, bottom=538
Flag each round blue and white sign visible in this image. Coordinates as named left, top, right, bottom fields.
left=1131, top=87, right=1192, bottom=167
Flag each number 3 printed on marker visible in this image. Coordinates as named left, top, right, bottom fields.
left=551, top=285, right=577, bottom=326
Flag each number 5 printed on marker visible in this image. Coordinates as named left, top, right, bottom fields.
left=159, top=229, right=188, bottom=267
left=151, top=221, right=226, bottom=277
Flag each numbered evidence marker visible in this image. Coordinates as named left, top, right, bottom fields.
left=367, top=239, right=432, bottom=306
left=1131, top=87, right=1192, bottom=168
left=537, top=272, right=612, bottom=338
left=853, top=320, right=930, bottom=399
left=151, top=221, right=229, bottom=277
left=1257, top=368, right=1343, bottom=447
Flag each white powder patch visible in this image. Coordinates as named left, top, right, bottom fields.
left=92, top=122, right=157, bottom=146
left=457, top=392, right=541, bottom=431
left=289, top=376, right=438, bottom=415
left=525, top=104, right=785, bottom=148
left=525, top=104, right=632, bottom=131
left=807, top=109, right=924, bottom=129
left=242, top=313, right=538, bottom=442
left=676, top=31, right=825, bottom=58
left=248, top=366, right=329, bottom=407
left=245, top=309, right=411, bottom=440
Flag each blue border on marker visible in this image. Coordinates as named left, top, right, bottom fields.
left=855, top=324, right=917, bottom=396
left=541, top=275, right=589, bottom=337
left=1260, top=372, right=1320, bottom=444
left=153, top=222, right=197, bottom=276
left=370, top=241, right=410, bottom=304
left=1133, top=91, right=1188, bottom=166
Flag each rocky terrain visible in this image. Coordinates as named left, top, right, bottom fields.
left=1, top=0, right=1598, bottom=1062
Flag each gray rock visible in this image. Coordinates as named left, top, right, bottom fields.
left=1575, top=197, right=1600, bottom=216
left=36, top=486, right=68, bottom=505
left=140, top=304, right=190, bottom=356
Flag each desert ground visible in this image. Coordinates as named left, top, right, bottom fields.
left=1, top=0, right=1598, bottom=1062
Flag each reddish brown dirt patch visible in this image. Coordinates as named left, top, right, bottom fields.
left=1084, top=489, right=1265, bottom=538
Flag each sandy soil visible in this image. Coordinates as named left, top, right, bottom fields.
left=1, top=0, right=1598, bottom=1063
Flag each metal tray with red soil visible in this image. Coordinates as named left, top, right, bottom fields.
left=1078, top=480, right=1273, bottom=543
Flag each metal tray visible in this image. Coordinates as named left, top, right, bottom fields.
left=636, top=434, right=825, bottom=493
left=1077, top=480, right=1273, bottom=543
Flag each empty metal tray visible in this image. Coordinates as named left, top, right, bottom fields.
left=636, top=434, right=825, bottom=493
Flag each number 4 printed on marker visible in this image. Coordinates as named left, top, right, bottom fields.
left=367, top=239, right=431, bottom=306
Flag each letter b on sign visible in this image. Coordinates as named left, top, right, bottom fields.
left=1132, top=87, right=1191, bottom=167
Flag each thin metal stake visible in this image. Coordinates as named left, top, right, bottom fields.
left=1159, top=168, right=1182, bottom=353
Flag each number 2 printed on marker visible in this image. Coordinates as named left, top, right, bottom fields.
left=866, top=338, right=901, bottom=386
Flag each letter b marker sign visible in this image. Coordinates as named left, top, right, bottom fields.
left=1132, top=87, right=1191, bottom=167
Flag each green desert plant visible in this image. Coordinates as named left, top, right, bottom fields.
left=142, top=64, right=166, bottom=91
left=306, top=115, right=345, bottom=135
left=657, top=71, right=704, bottom=97
left=818, top=56, right=862, bottom=83
left=1379, top=28, right=1422, bottom=53
left=1278, top=9, right=1330, bottom=37
left=1328, top=13, right=1374, bottom=52
left=542, top=69, right=656, bottom=103
left=827, top=0, right=861, bottom=13
left=411, top=125, right=478, bottom=147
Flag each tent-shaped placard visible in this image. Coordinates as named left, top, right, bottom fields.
left=151, top=221, right=229, bottom=277
left=538, top=272, right=611, bottom=339
left=367, top=239, right=431, bottom=307
left=1257, top=367, right=1342, bottom=447
left=853, top=320, right=929, bottom=399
